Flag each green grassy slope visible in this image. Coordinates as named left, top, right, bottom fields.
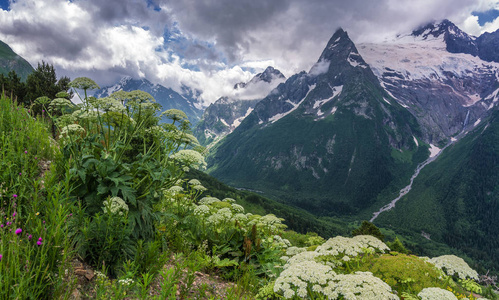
left=0, top=40, right=34, bottom=81
left=376, top=109, right=499, bottom=273
left=185, top=169, right=350, bottom=238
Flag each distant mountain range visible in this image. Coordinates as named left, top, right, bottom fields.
left=193, top=66, right=286, bottom=148
left=204, top=20, right=499, bottom=272
left=0, top=40, right=33, bottom=81
left=94, top=77, right=203, bottom=125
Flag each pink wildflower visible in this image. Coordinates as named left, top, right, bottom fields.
left=15, top=228, right=22, bottom=235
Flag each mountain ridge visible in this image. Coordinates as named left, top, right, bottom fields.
left=0, top=40, right=34, bottom=81
left=208, top=28, right=425, bottom=215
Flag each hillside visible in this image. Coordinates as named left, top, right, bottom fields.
left=0, top=40, right=33, bottom=81
left=375, top=108, right=499, bottom=272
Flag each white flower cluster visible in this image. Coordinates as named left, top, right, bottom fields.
left=273, top=235, right=292, bottom=248
left=160, top=109, right=188, bottom=122
left=168, top=186, right=184, bottom=194
left=199, top=197, right=220, bottom=205
left=273, top=235, right=398, bottom=299
left=285, top=246, right=306, bottom=256
left=316, top=235, right=390, bottom=257
left=55, top=114, right=77, bottom=128
left=285, top=251, right=325, bottom=267
left=180, top=133, right=200, bottom=146
left=428, top=255, right=478, bottom=280
left=59, top=124, right=85, bottom=139
left=207, top=207, right=232, bottom=225
left=188, top=179, right=201, bottom=186
left=92, top=97, right=125, bottom=113
left=171, top=149, right=207, bottom=170
left=103, top=196, right=129, bottom=216
left=231, top=203, right=244, bottom=213
left=274, top=261, right=337, bottom=298
left=418, top=287, right=458, bottom=300
left=323, top=271, right=399, bottom=300
left=193, top=204, right=210, bottom=217
left=249, top=214, right=287, bottom=233
left=49, top=97, right=74, bottom=112
left=118, top=278, right=134, bottom=286
left=72, top=109, right=98, bottom=122
left=233, top=213, right=248, bottom=222
left=145, top=125, right=167, bottom=139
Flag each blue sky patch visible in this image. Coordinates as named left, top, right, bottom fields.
left=472, top=9, right=499, bottom=26
left=0, top=0, right=10, bottom=11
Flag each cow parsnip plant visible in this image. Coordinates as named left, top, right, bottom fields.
left=42, top=77, right=208, bottom=275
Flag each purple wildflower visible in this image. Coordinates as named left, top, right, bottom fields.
left=15, top=228, right=22, bottom=235
left=37, top=241, right=42, bottom=246
left=28, top=234, right=32, bottom=240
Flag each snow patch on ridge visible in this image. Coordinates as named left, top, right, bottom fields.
left=269, top=84, right=316, bottom=123
left=232, top=107, right=253, bottom=128
left=474, top=118, right=481, bottom=127
left=413, top=136, right=419, bottom=146
left=313, top=85, right=343, bottom=114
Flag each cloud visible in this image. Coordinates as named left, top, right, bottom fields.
left=0, top=0, right=497, bottom=106
left=309, top=59, right=330, bottom=76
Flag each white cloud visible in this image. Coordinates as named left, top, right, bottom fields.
left=309, top=59, right=330, bottom=76
left=0, top=0, right=498, bottom=106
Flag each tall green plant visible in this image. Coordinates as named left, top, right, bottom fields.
left=56, top=77, right=205, bottom=274
left=0, top=95, right=75, bottom=299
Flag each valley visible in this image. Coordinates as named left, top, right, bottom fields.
left=1, top=5, right=499, bottom=297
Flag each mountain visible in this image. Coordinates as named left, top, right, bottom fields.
left=234, top=66, right=285, bottom=89
left=374, top=108, right=499, bottom=272
left=0, top=40, right=33, bottom=81
left=358, top=19, right=499, bottom=143
left=477, top=29, right=499, bottom=63
left=208, top=28, right=426, bottom=216
left=94, top=77, right=203, bottom=125
left=194, top=66, right=286, bottom=147
left=194, top=97, right=260, bottom=147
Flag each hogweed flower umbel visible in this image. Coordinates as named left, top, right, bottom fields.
left=418, top=287, right=458, bottom=300
left=428, top=255, right=478, bottom=280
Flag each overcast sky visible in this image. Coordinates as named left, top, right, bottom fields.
left=0, top=0, right=498, bottom=106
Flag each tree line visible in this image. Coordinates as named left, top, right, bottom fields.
left=0, top=61, right=72, bottom=107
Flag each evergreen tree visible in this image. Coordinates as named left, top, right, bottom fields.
left=25, top=61, right=70, bottom=105
left=0, top=70, right=27, bottom=104
left=352, top=221, right=385, bottom=241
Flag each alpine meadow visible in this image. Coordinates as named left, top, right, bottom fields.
left=1, top=1, right=499, bottom=299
